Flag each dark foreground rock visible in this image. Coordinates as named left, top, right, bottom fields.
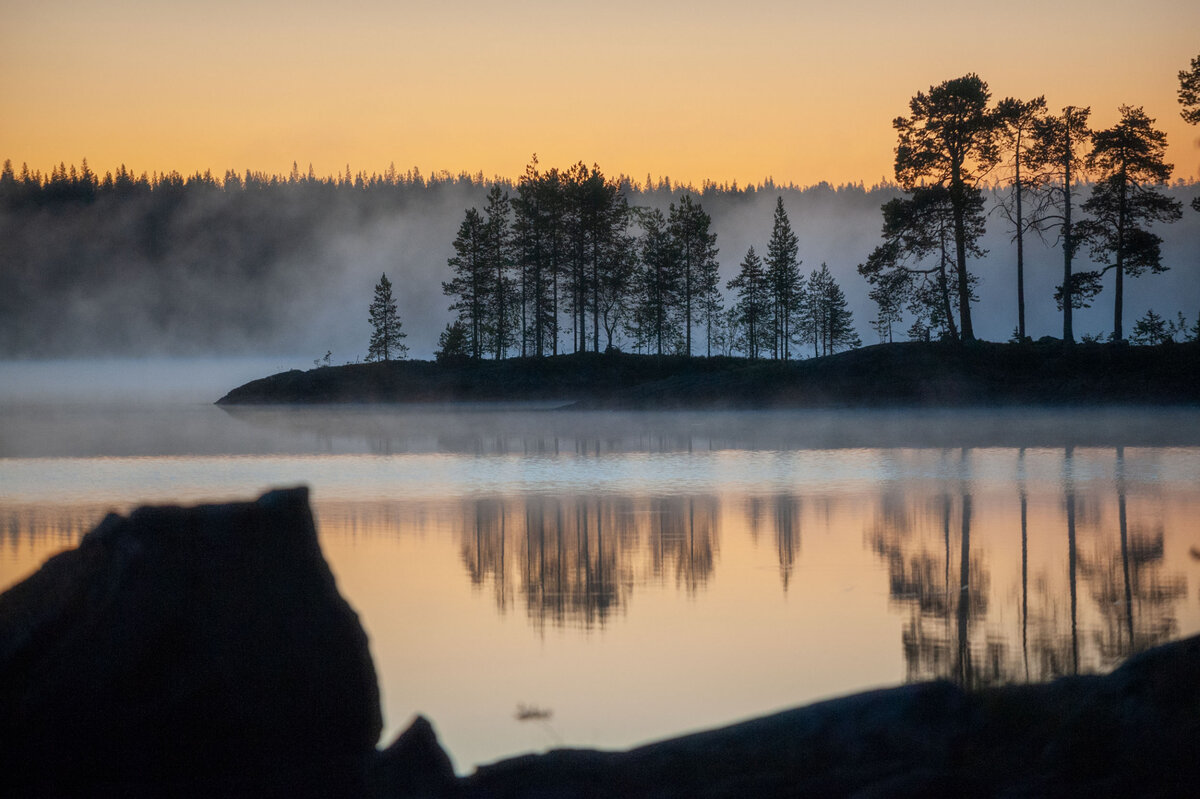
left=0, top=487, right=381, bottom=798
left=3, top=488, right=1199, bottom=797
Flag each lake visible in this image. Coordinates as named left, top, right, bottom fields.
left=2, top=361, right=1199, bottom=773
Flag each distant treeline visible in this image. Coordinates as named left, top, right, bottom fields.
left=0, top=158, right=877, bottom=207
left=0, top=157, right=885, bottom=359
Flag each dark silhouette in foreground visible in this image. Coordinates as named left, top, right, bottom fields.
left=2, top=489, right=1199, bottom=797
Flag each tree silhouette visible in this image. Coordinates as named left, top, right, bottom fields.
left=367, top=273, right=407, bottom=361
left=1077, top=106, right=1182, bottom=342
left=803, top=263, right=860, bottom=356
left=1181, top=53, right=1200, bottom=213
left=435, top=320, right=469, bottom=362
left=859, top=184, right=983, bottom=341
left=632, top=208, right=682, bottom=355
left=483, top=185, right=516, bottom=359
left=995, top=96, right=1047, bottom=341
left=727, top=246, right=770, bottom=359
left=893, top=74, right=1000, bottom=341
left=1028, top=106, right=1092, bottom=343
left=443, top=208, right=489, bottom=359
left=668, top=195, right=719, bottom=356
left=765, top=196, right=802, bottom=359
left=1179, top=53, right=1200, bottom=126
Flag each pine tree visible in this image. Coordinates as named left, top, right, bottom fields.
left=632, top=208, right=682, bottom=356
left=893, top=74, right=1001, bottom=341
left=1181, top=54, right=1200, bottom=213
left=668, top=194, right=719, bottom=356
left=995, top=96, right=1047, bottom=341
left=483, top=185, right=516, bottom=359
left=367, top=273, right=407, bottom=361
left=804, top=264, right=860, bottom=356
left=443, top=208, right=489, bottom=359
left=1078, top=106, right=1183, bottom=342
left=1028, top=105, right=1092, bottom=343
left=727, top=246, right=770, bottom=359
left=764, top=196, right=801, bottom=358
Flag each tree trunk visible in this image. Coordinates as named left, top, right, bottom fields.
left=1062, top=118, right=1076, bottom=345
left=1015, top=148, right=1026, bottom=340
left=1113, top=173, right=1128, bottom=342
left=949, top=164, right=975, bottom=341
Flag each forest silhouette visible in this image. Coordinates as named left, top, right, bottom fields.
left=3, top=65, right=1199, bottom=362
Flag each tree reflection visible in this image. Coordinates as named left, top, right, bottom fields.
left=648, top=496, right=719, bottom=594
left=1079, top=447, right=1187, bottom=665
left=459, top=498, right=513, bottom=612
left=773, top=494, right=802, bottom=591
left=870, top=455, right=993, bottom=688
left=456, top=494, right=695, bottom=629
left=869, top=445, right=1193, bottom=688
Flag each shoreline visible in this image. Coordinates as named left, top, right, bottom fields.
left=215, top=341, right=1200, bottom=409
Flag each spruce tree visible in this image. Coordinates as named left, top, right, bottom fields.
left=443, top=208, right=489, bottom=359
left=367, top=273, right=407, bottom=361
left=805, top=264, right=860, bottom=356
left=727, top=246, right=770, bottom=359
left=764, top=196, right=801, bottom=358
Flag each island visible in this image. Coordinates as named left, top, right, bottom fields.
left=216, top=341, right=1200, bottom=408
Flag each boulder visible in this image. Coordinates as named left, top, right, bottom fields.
left=0, top=487, right=381, bottom=798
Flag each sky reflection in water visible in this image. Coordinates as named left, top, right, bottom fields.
left=2, top=402, right=1199, bottom=771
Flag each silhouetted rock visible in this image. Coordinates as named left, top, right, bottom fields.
left=0, top=487, right=381, bottom=798
left=373, top=715, right=459, bottom=799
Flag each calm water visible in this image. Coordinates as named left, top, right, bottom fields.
left=3, top=372, right=1200, bottom=772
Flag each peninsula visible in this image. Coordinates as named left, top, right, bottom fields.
left=216, top=341, right=1200, bottom=408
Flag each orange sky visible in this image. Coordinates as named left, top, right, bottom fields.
left=3, top=1, right=1199, bottom=187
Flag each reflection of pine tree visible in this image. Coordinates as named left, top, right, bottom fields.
left=774, top=494, right=802, bottom=592
left=648, top=496, right=719, bottom=594
left=868, top=490, right=993, bottom=687
left=1081, top=521, right=1186, bottom=665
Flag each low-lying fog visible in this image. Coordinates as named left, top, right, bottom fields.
left=3, top=359, right=1200, bottom=460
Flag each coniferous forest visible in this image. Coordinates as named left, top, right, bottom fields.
left=3, top=67, right=1200, bottom=362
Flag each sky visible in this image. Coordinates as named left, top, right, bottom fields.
left=3, top=0, right=1199, bottom=188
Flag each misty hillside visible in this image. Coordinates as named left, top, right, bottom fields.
left=2, top=165, right=1198, bottom=360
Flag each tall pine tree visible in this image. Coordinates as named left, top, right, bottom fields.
left=1079, top=106, right=1182, bottom=341
left=367, top=273, right=407, bottom=361
left=764, top=196, right=801, bottom=359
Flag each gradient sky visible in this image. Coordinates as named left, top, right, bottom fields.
left=3, top=0, right=1199, bottom=187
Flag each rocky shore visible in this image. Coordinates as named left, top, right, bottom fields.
left=215, top=342, right=1200, bottom=409
left=2, top=489, right=1198, bottom=797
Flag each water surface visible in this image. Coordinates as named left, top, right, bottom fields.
left=3, top=388, right=1199, bottom=771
